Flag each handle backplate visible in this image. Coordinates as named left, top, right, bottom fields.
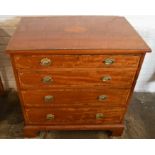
left=40, top=58, right=52, bottom=66
left=98, top=95, right=108, bottom=101
left=104, top=58, right=115, bottom=65
left=46, top=114, right=55, bottom=120
left=96, top=113, right=104, bottom=119
left=101, top=76, right=111, bottom=82
left=44, top=95, right=54, bottom=103
left=42, top=76, right=53, bottom=83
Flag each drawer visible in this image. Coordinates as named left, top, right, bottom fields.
left=14, top=55, right=140, bottom=69
left=25, top=107, right=125, bottom=125
left=18, top=68, right=137, bottom=89
left=21, top=88, right=130, bottom=107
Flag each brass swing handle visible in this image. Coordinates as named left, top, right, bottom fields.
left=40, top=58, right=52, bottom=66
left=44, top=95, right=54, bottom=103
left=96, top=113, right=105, bottom=119
left=101, top=75, right=111, bottom=82
left=42, top=76, right=53, bottom=83
left=98, top=95, right=108, bottom=101
left=103, top=58, right=115, bottom=65
left=46, top=114, right=55, bottom=120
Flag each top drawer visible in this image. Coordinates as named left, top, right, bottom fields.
left=13, top=55, right=140, bottom=69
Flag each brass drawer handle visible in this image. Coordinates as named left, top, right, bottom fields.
left=40, top=58, right=52, bottom=66
left=101, top=76, right=111, bottom=82
left=96, top=113, right=104, bottom=119
left=98, top=95, right=108, bottom=101
left=42, top=76, right=53, bottom=83
left=44, top=95, right=54, bottom=103
left=103, top=58, right=115, bottom=65
left=46, top=114, right=55, bottom=120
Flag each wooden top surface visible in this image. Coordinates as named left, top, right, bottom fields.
left=7, top=16, right=151, bottom=53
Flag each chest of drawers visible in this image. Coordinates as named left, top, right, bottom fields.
left=6, top=16, right=151, bottom=137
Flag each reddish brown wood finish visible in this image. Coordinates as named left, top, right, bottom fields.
left=17, top=68, right=137, bottom=89
left=6, top=16, right=151, bottom=138
left=14, top=54, right=140, bottom=69
left=6, top=16, right=151, bottom=52
left=25, top=107, right=125, bottom=125
left=24, top=124, right=125, bottom=137
left=21, top=88, right=130, bottom=107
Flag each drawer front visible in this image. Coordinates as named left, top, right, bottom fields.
left=18, top=68, right=137, bottom=89
left=25, top=107, right=125, bottom=125
left=14, top=55, right=140, bottom=69
left=21, top=89, right=129, bottom=107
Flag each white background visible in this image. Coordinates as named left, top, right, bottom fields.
left=0, top=0, right=155, bottom=15
left=126, top=16, right=155, bottom=92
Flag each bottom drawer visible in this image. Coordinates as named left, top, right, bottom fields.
left=25, top=107, right=125, bottom=125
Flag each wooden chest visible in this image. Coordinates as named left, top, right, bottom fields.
left=6, top=16, right=151, bottom=137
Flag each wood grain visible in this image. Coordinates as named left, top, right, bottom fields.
left=25, top=107, right=125, bottom=125
left=17, top=68, right=137, bottom=89
left=6, top=16, right=151, bottom=53
left=21, top=88, right=130, bottom=107
left=14, top=54, right=140, bottom=69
